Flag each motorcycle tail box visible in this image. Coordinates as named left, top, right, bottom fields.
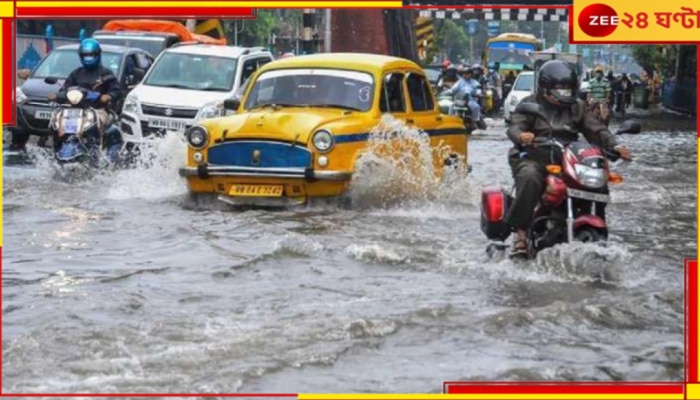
left=480, top=188, right=512, bottom=241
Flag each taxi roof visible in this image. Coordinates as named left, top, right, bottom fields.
left=261, top=53, right=421, bottom=74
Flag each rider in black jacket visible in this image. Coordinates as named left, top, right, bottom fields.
left=48, top=39, right=122, bottom=134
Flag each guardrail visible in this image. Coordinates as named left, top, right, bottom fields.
left=662, top=79, right=697, bottom=115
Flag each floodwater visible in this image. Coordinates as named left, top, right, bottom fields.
left=2, top=111, right=696, bottom=393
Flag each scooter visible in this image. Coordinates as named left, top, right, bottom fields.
left=480, top=104, right=641, bottom=260
left=48, top=85, right=124, bottom=172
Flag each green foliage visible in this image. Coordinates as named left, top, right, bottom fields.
left=433, top=20, right=471, bottom=61
left=628, top=45, right=677, bottom=75
left=224, top=10, right=303, bottom=47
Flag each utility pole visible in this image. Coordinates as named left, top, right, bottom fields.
left=185, top=19, right=196, bottom=32
left=324, top=9, right=331, bottom=52
left=302, top=9, right=315, bottom=54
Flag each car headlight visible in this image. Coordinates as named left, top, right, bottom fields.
left=574, top=164, right=607, bottom=189
left=123, top=94, right=141, bottom=114
left=195, top=101, right=225, bottom=121
left=16, top=87, right=27, bottom=103
left=186, top=125, right=209, bottom=149
left=311, top=130, right=334, bottom=153
left=510, top=97, right=518, bottom=106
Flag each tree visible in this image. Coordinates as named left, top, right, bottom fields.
left=224, top=10, right=302, bottom=47
left=433, top=20, right=471, bottom=62
left=628, top=45, right=677, bottom=76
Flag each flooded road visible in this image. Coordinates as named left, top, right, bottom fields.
left=2, top=112, right=696, bottom=393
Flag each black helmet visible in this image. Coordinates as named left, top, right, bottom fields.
left=537, top=60, right=579, bottom=106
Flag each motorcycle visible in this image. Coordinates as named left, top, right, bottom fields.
left=48, top=85, right=124, bottom=171
left=480, top=104, right=641, bottom=260
left=438, top=89, right=487, bottom=131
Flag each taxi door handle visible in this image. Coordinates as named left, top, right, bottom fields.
left=436, top=116, right=443, bottom=122
left=406, top=118, right=414, bottom=124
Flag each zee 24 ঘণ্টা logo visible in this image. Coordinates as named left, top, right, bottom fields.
left=578, top=3, right=700, bottom=37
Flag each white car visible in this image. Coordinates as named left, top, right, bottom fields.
left=120, top=44, right=273, bottom=144
left=503, top=71, right=534, bottom=123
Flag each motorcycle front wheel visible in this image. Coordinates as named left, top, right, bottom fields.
left=575, top=227, right=606, bottom=243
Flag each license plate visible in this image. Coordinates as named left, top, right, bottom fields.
left=34, top=110, right=53, bottom=120
left=229, top=185, right=284, bottom=197
left=63, top=118, right=80, bottom=134
left=148, top=118, right=187, bottom=131
left=64, top=109, right=82, bottom=118
left=567, top=188, right=610, bottom=203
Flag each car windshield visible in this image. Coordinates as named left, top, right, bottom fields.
left=94, top=36, right=166, bottom=56
left=514, top=73, right=534, bottom=91
left=424, top=68, right=441, bottom=83
left=244, top=68, right=375, bottom=112
left=144, top=52, right=237, bottom=92
left=32, top=49, right=123, bottom=79
left=487, top=42, right=536, bottom=69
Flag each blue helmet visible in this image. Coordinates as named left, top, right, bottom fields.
left=78, top=38, right=101, bottom=70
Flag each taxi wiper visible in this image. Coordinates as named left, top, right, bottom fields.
left=253, top=103, right=295, bottom=110
left=313, top=104, right=362, bottom=111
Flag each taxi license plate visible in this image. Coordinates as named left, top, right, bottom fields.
left=567, top=188, right=610, bottom=203
left=229, top=185, right=284, bottom=197
left=34, top=110, right=53, bottom=120
left=148, top=118, right=186, bottom=131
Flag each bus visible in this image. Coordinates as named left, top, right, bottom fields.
left=483, top=33, right=543, bottom=77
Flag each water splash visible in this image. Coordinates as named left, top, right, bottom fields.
left=347, top=115, right=470, bottom=209
left=104, top=132, right=188, bottom=201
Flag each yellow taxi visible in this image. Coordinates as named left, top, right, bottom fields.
left=178, top=53, right=470, bottom=206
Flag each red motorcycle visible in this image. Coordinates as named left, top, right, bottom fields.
left=480, top=118, right=640, bottom=259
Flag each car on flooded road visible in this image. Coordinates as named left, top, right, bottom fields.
left=178, top=53, right=470, bottom=207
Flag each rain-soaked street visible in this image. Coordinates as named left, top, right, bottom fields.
left=2, top=111, right=696, bottom=393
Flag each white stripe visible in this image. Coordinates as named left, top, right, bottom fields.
left=436, top=10, right=446, bottom=18
left=452, top=11, right=460, bottom=19
left=257, top=68, right=374, bottom=84
left=534, top=14, right=544, bottom=21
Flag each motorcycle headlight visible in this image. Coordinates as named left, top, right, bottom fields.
left=196, top=101, right=225, bottom=121
left=574, top=164, right=607, bottom=188
left=123, top=94, right=141, bottom=114
left=186, top=125, right=209, bottom=149
left=486, top=89, right=493, bottom=96
left=16, top=87, right=27, bottom=103
left=312, top=130, right=334, bottom=153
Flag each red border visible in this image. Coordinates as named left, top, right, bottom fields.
left=687, top=259, right=698, bottom=382
left=17, top=7, right=257, bottom=18
left=2, top=4, right=698, bottom=397
left=3, top=18, right=14, bottom=125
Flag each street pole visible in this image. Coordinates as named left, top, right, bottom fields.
left=324, top=9, right=331, bottom=52
left=302, top=9, right=315, bottom=54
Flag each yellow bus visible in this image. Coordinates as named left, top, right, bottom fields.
left=483, top=33, right=543, bottom=76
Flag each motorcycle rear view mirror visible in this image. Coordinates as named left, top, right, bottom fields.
left=44, top=77, right=59, bottom=85
left=615, top=119, right=642, bottom=135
